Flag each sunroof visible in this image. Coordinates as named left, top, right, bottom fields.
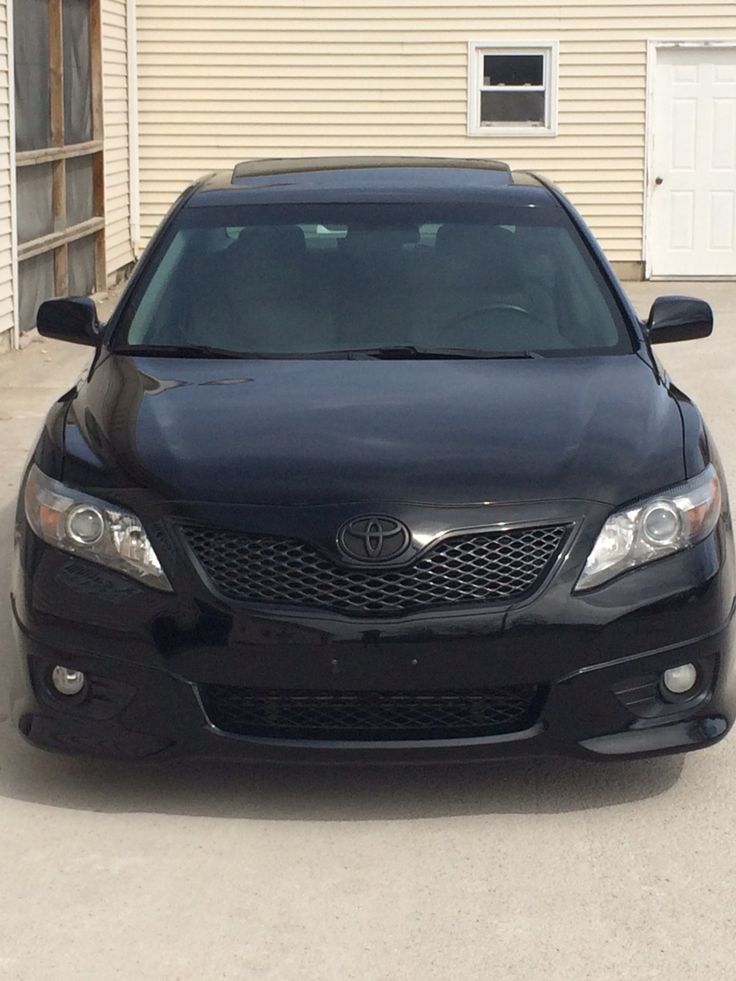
left=231, top=156, right=512, bottom=184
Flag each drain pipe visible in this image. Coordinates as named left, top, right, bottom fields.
left=127, top=0, right=141, bottom=257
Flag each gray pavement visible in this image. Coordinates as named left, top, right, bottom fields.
left=0, top=283, right=734, bottom=980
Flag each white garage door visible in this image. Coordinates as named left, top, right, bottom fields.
left=648, top=45, right=736, bottom=278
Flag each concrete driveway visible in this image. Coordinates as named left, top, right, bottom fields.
left=0, top=283, right=734, bottom=980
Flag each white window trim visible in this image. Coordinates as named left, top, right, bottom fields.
left=467, top=40, right=559, bottom=138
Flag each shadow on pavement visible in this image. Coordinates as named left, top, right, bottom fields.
left=0, top=733, right=684, bottom=820
left=0, top=500, right=684, bottom=821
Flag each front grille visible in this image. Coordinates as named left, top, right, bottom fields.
left=200, top=685, right=543, bottom=741
left=181, top=524, right=567, bottom=616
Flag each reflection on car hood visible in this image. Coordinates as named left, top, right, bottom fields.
left=63, top=353, right=685, bottom=507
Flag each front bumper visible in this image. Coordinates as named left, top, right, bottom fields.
left=10, top=615, right=736, bottom=762
left=10, top=518, right=736, bottom=763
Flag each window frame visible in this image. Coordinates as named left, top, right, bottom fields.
left=467, top=40, right=559, bottom=137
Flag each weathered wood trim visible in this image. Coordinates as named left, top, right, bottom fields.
left=90, top=0, right=104, bottom=142
left=92, top=151, right=107, bottom=287
left=16, top=141, right=104, bottom=168
left=49, top=0, right=64, bottom=147
left=17, top=0, right=107, bottom=297
left=18, top=218, right=106, bottom=263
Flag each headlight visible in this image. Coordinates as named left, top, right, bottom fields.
left=24, top=463, right=172, bottom=591
left=576, top=465, right=722, bottom=591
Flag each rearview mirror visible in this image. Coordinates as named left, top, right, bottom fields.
left=646, top=295, right=713, bottom=345
left=36, top=297, right=100, bottom=347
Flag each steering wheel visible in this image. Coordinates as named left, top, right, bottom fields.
left=445, top=303, right=546, bottom=334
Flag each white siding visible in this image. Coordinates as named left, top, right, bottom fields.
left=0, top=0, right=14, bottom=346
left=136, top=0, right=736, bottom=266
left=103, top=0, right=135, bottom=280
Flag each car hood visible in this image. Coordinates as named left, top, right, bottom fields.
left=63, top=353, right=685, bottom=507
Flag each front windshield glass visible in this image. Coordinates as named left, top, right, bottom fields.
left=115, top=202, right=633, bottom=356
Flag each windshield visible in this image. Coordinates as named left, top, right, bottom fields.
left=115, top=202, right=633, bottom=357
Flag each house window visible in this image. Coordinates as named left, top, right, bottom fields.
left=468, top=42, right=558, bottom=137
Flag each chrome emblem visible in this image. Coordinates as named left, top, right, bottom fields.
left=337, top=516, right=411, bottom=562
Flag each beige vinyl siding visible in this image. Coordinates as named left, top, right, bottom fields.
left=0, top=0, right=14, bottom=347
left=136, top=0, right=736, bottom=265
left=103, top=0, right=134, bottom=280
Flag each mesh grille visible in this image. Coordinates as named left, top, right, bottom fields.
left=200, top=685, right=542, bottom=741
left=181, top=524, right=567, bottom=616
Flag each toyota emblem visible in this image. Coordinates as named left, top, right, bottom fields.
left=337, top=515, right=411, bottom=562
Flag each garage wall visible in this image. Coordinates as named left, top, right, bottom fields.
left=0, top=0, right=14, bottom=350
left=135, top=0, right=736, bottom=270
left=103, top=0, right=135, bottom=281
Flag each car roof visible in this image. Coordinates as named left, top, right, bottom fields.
left=184, top=156, right=556, bottom=208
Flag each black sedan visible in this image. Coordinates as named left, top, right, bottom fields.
left=10, top=156, right=735, bottom=762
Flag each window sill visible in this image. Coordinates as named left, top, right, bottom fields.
left=467, top=125, right=557, bottom=138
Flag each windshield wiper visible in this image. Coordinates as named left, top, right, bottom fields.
left=115, top=344, right=267, bottom=360
left=328, top=346, right=542, bottom=360
left=114, top=344, right=542, bottom=361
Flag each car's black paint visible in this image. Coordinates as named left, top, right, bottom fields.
left=37, top=296, right=100, bottom=347
left=13, top=157, right=736, bottom=762
left=61, top=353, right=687, bottom=507
left=647, top=295, right=714, bottom=345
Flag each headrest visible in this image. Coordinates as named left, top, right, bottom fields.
left=236, top=225, right=306, bottom=259
left=434, top=223, right=523, bottom=291
left=227, top=225, right=307, bottom=296
left=340, top=225, right=420, bottom=254
left=435, top=223, right=514, bottom=254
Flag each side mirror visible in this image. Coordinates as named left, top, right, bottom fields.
left=36, top=297, right=100, bottom=347
left=646, top=295, right=713, bottom=345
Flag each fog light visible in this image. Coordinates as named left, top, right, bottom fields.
left=662, top=663, right=698, bottom=696
left=51, top=666, right=86, bottom=697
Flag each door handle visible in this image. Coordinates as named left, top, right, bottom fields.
left=654, top=177, right=664, bottom=186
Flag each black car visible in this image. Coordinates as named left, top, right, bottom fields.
left=10, top=156, right=735, bottom=762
